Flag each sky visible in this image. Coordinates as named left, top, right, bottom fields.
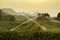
left=0, top=0, right=60, bottom=17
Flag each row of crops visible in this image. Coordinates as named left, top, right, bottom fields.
left=37, top=20, right=60, bottom=29
left=0, top=31, right=60, bottom=40
left=0, top=21, right=24, bottom=30
left=13, top=21, right=41, bottom=32
left=0, top=20, right=60, bottom=40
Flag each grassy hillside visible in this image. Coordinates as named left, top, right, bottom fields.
left=0, top=19, right=60, bottom=32
left=0, top=19, right=60, bottom=40
left=0, top=21, right=24, bottom=31
left=13, top=21, right=41, bottom=32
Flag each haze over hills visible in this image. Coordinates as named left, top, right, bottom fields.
left=0, top=8, right=58, bottom=17
left=0, top=8, right=60, bottom=31
left=0, top=0, right=60, bottom=39
left=0, top=8, right=60, bottom=40
left=1, top=8, right=31, bottom=15
left=0, top=8, right=30, bottom=21
left=0, top=8, right=60, bottom=21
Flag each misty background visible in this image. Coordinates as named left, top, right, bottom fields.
left=0, top=0, right=60, bottom=17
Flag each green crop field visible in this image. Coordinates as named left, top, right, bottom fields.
left=0, top=19, right=60, bottom=40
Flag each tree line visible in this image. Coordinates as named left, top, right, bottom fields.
left=36, top=12, right=60, bottom=20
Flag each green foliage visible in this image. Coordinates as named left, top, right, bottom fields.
left=0, top=31, right=60, bottom=40
left=57, top=13, right=60, bottom=18
left=0, top=17, right=60, bottom=40
left=0, top=21, right=23, bottom=30
left=37, top=20, right=60, bottom=29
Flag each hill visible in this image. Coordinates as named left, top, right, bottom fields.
left=0, top=18, right=59, bottom=40
left=9, top=18, right=60, bottom=33
left=15, top=15, right=29, bottom=21
left=0, top=8, right=60, bottom=40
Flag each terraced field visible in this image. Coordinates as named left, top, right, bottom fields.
left=37, top=19, right=60, bottom=32
left=0, top=19, right=60, bottom=40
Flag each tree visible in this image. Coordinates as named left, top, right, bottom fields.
left=0, top=10, right=2, bottom=20
left=57, top=13, right=60, bottom=18
left=37, top=13, right=41, bottom=17
left=37, top=13, right=41, bottom=20
left=44, top=13, right=50, bottom=17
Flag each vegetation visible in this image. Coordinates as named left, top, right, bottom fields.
left=0, top=19, right=60, bottom=40
left=0, top=9, right=15, bottom=21
left=57, top=13, right=60, bottom=18
left=0, top=8, right=60, bottom=40
left=0, top=31, right=60, bottom=40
